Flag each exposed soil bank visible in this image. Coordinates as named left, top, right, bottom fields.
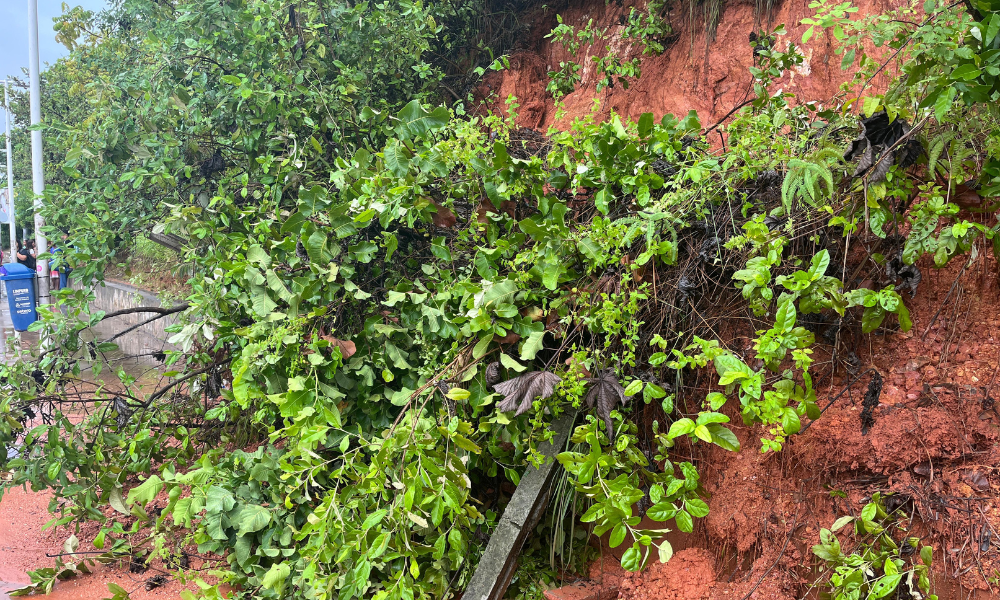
left=610, top=254, right=1000, bottom=599
left=480, top=0, right=906, bottom=129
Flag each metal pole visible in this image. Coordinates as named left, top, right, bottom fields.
left=5, top=79, right=16, bottom=264
left=28, top=0, right=49, bottom=305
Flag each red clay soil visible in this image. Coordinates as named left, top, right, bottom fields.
left=609, top=253, right=1000, bottom=600
left=478, top=0, right=908, bottom=130
left=0, top=485, right=206, bottom=600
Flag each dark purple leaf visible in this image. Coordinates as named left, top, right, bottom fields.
left=494, top=371, right=561, bottom=416
left=584, top=372, right=627, bottom=438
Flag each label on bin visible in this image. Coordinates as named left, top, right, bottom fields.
left=11, top=287, right=33, bottom=314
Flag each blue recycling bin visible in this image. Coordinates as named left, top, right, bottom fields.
left=0, top=263, right=38, bottom=331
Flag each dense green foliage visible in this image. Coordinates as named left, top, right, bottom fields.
left=3, top=1, right=1000, bottom=599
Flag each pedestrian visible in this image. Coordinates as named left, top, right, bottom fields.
left=52, top=233, right=72, bottom=290
left=16, top=239, right=36, bottom=272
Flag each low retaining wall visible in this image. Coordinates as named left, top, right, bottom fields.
left=88, top=279, right=179, bottom=357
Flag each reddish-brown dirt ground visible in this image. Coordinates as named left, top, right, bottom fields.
left=603, top=254, right=1000, bottom=600
left=0, top=485, right=205, bottom=599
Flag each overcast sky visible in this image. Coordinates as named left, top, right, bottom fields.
left=1, top=1, right=110, bottom=83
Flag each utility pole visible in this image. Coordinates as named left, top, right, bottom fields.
left=28, top=0, right=49, bottom=305
left=4, top=79, right=16, bottom=263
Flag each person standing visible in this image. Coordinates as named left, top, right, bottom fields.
left=51, top=234, right=72, bottom=290
left=16, top=240, right=38, bottom=302
left=16, top=240, right=36, bottom=271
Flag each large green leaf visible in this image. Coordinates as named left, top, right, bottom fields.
left=238, top=504, right=272, bottom=534
left=126, top=475, right=164, bottom=507
left=384, top=140, right=411, bottom=177
left=395, top=100, right=450, bottom=139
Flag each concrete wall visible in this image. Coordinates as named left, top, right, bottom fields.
left=88, top=279, right=179, bottom=357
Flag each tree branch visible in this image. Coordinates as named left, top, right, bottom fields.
left=146, top=363, right=218, bottom=404
left=101, top=303, right=189, bottom=320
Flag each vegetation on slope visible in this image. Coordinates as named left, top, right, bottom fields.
left=2, top=1, right=1000, bottom=599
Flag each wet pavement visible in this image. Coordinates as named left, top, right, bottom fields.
left=0, top=280, right=179, bottom=598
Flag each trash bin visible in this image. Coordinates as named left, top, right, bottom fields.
left=0, top=263, right=38, bottom=331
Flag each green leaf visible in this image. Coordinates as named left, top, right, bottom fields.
left=810, top=249, right=830, bottom=278
left=685, top=498, right=710, bottom=518
left=577, top=237, right=602, bottom=263
left=238, top=504, right=272, bottom=534
left=706, top=424, right=740, bottom=451
left=384, top=141, right=411, bottom=177
left=430, top=236, right=452, bottom=261
left=452, top=434, right=481, bottom=453
left=624, top=380, right=644, bottom=396
left=594, top=187, right=611, bottom=215
left=666, top=418, right=696, bottom=440
left=657, top=540, right=673, bottom=563
left=920, top=545, right=933, bottom=566
left=362, top=509, right=389, bottom=531
left=871, top=573, right=903, bottom=598
left=860, top=502, right=877, bottom=522
left=385, top=342, right=413, bottom=369
left=861, top=307, right=886, bottom=333
left=774, top=300, right=796, bottom=332
left=609, top=524, right=627, bottom=548
left=897, top=303, right=912, bottom=332
left=446, top=387, right=470, bottom=401
left=305, top=230, right=330, bottom=264
left=706, top=392, right=727, bottom=410
left=638, top=112, right=654, bottom=138
left=473, top=333, right=494, bottom=359
left=519, top=330, right=546, bottom=361
left=261, top=562, right=291, bottom=591
left=246, top=244, right=271, bottom=267
left=127, top=475, right=164, bottom=507
left=934, top=86, right=956, bottom=121
left=500, top=353, right=526, bottom=372
left=986, top=13, right=1000, bottom=46
left=781, top=408, right=801, bottom=435
left=862, top=96, right=880, bottom=118
left=620, top=544, right=642, bottom=572
left=674, top=510, right=693, bottom=532
left=646, top=501, right=676, bottom=521
left=395, top=100, right=450, bottom=139
left=109, top=487, right=129, bottom=515
left=951, top=63, right=982, bottom=81
left=206, top=485, right=236, bottom=513
left=482, top=279, right=518, bottom=308
left=541, top=262, right=562, bottom=290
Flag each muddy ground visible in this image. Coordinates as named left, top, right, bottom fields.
left=0, top=486, right=189, bottom=600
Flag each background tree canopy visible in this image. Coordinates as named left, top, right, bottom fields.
left=2, top=1, right=1000, bottom=599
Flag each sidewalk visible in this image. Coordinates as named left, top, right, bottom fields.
left=0, top=287, right=38, bottom=364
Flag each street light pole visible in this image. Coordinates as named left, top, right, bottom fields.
left=28, top=0, right=49, bottom=305
left=4, top=79, right=16, bottom=263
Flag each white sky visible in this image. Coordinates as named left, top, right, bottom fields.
left=1, top=1, right=110, bottom=82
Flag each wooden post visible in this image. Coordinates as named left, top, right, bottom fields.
left=463, top=411, right=577, bottom=600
